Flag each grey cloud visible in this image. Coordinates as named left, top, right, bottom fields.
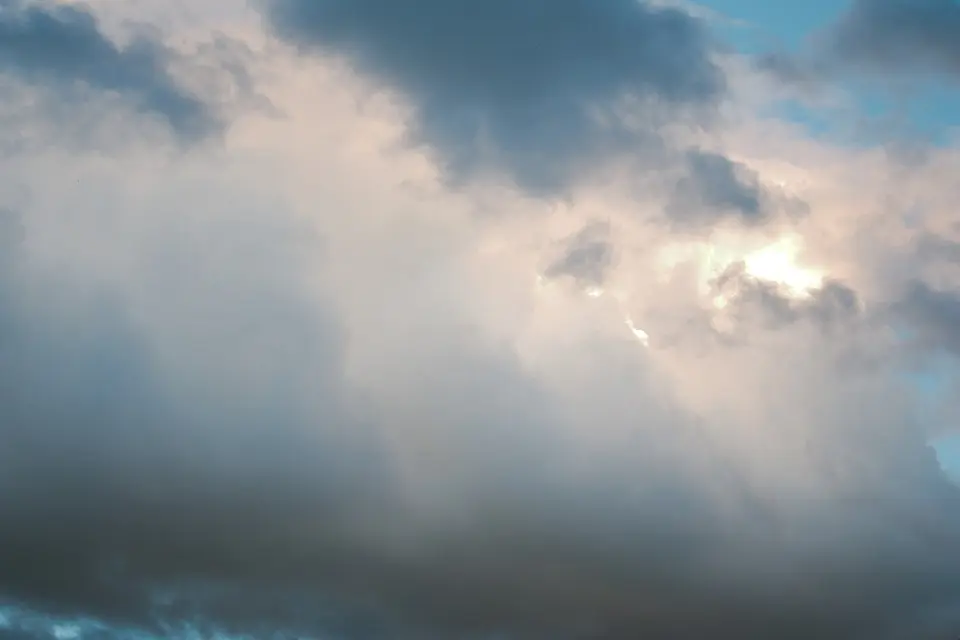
left=260, top=0, right=725, bottom=195
left=754, top=0, right=960, bottom=97
left=542, top=222, right=614, bottom=288
left=755, top=51, right=819, bottom=86
left=897, top=281, right=960, bottom=355
left=667, top=150, right=807, bottom=225
left=0, top=0, right=232, bottom=142
left=827, top=0, right=960, bottom=79
left=707, top=263, right=863, bottom=338
left=914, top=234, right=960, bottom=264
left=753, top=51, right=830, bottom=94
left=673, top=150, right=762, bottom=221
left=0, top=200, right=386, bottom=633
left=810, top=280, right=863, bottom=325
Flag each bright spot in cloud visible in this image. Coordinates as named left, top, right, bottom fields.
left=625, top=317, right=651, bottom=346
left=742, top=236, right=824, bottom=298
left=537, top=231, right=823, bottom=346
left=659, top=232, right=825, bottom=307
left=533, top=279, right=651, bottom=347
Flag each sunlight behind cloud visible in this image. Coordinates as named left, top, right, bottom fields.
left=659, top=231, right=825, bottom=307
left=743, top=235, right=824, bottom=296
left=536, top=228, right=825, bottom=347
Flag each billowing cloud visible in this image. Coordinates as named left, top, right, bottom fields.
left=260, top=0, right=725, bottom=195
left=0, top=2, right=959, bottom=640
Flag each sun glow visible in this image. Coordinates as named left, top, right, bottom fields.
left=742, top=237, right=824, bottom=297
left=536, top=231, right=825, bottom=348
left=659, top=232, right=824, bottom=306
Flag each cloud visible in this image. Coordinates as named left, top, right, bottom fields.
left=542, top=221, right=614, bottom=288
left=709, top=264, right=858, bottom=329
left=897, top=281, right=960, bottom=355
left=259, top=0, right=725, bottom=195
left=669, top=150, right=767, bottom=223
left=0, top=0, right=251, bottom=143
left=753, top=50, right=828, bottom=93
left=827, top=0, right=960, bottom=79
left=760, top=0, right=960, bottom=94
left=0, top=6, right=959, bottom=640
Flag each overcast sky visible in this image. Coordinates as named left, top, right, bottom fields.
left=2, top=1, right=960, bottom=639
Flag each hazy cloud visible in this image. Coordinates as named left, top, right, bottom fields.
left=753, top=50, right=827, bottom=92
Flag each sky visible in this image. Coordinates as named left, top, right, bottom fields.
left=705, top=0, right=960, bottom=144
left=2, top=1, right=960, bottom=639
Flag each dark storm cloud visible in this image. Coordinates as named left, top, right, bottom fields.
left=0, top=0, right=226, bottom=141
left=827, top=0, right=960, bottom=79
left=259, top=0, right=725, bottom=195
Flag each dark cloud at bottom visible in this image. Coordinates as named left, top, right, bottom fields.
left=1, top=192, right=960, bottom=640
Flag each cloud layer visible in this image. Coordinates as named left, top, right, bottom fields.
left=0, top=1, right=959, bottom=639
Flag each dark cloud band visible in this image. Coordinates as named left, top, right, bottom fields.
left=261, top=0, right=725, bottom=195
